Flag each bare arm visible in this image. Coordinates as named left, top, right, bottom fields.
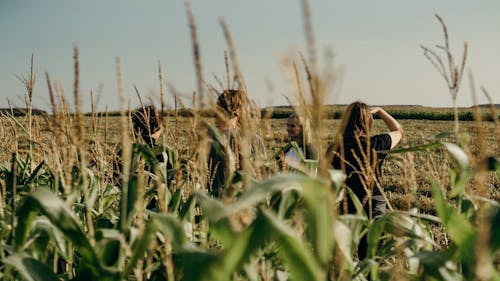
left=370, top=107, right=403, bottom=149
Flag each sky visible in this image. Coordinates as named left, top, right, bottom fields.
left=1, top=0, right=499, bottom=113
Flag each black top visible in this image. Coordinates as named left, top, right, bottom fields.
left=329, top=134, right=392, bottom=209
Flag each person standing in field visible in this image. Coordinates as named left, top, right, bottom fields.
left=326, top=101, right=403, bottom=258
left=207, top=89, right=266, bottom=198
left=277, top=112, right=318, bottom=170
left=115, top=105, right=176, bottom=209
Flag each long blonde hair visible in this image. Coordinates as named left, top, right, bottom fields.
left=337, top=101, right=373, bottom=144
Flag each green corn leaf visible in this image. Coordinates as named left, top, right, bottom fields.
left=489, top=204, right=500, bottom=254
left=21, top=160, right=45, bottom=190
left=300, top=177, right=334, bottom=266
left=203, top=217, right=267, bottom=281
left=366, top=218, right=385, bottom=259
left=442, top=142, right=470, bottom=172
left=275, top=188, right=300, bottom=219
left=367, top=212, right=436, bottom=259
left=31, top=217, right=68, bottom=259
left=270, top=142, right=293, bottom=161
left=328, top=169, right=346, bottom=190
left=3, top=253, right=59, bottom=281
left=152, top=213, right=188, bottom=248
left=119, top=174, right=138, bottom=229
left=193, top=193, right=234, bottom=246
left=17, top=154, right=31, bottom=183
left=333, top=220, right=353, bottom=268
left=432, top=131, right=455, bottom=140
left=235, top=173, right=334, bottom=266
left=431, top=182, right=476, bottom=264
left=381, top=141, right=442, bottom=154
left=344, top=186, right=366, bottom=216
left=177, top=245, right=218, bottom=281
left=138, top=143, right=160, bottom=168
left=232, top=173, right=304, bottom=213
left=339, top=214, right=367, bottom=253
left=260, top=208, right=324, bottom=281
left=179, top=193, right=197, bottom=221
left=96, top=231, right=121, bottom=267
left=168, top=188, right=182, bottom=214
left=124, top=213, right=187, bottom=276
left=15, top=188, right=110, bottom=277
left=414, top=248, right=464, bottom=281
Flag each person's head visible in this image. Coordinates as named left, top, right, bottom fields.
left=216, top=89, right=243, bottom=129
left=339, top=101, right=373, bottom=141
left=131, top=105, right=161, bottom=146
left=287, top=113, right=303, bottom=141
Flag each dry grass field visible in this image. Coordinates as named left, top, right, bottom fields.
left=3, top=114, right=498, bottom=215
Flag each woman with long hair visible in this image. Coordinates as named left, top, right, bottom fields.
left=326, top=101, right=402, bottom=258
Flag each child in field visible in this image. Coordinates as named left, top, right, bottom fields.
left=207, top=89, right=266, bottom=198
left=277, top=112, right=317, bottom=170
left=326, top=101, right=403, bottom=259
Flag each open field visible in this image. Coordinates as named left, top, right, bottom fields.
left=1, top=104, right=499, bottom=280
left=2, top=114, right=499, bottom=216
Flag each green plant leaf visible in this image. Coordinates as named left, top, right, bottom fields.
left=193, top=193, right=235, bottom=247
left=31, top=217, right=68, bottom=259
left=367, top=212, right=436, bottom=259
left=328, top=169, right=346, bottom=189
left=488, top=204, right=500, bottom=254
left=168, top=188, right=182, bottom=214
left=232, top=173, right=304, bottom=213
left=21, top=160, right=46, bottom=190
left=333, top=220, right=353, bottom=268
left=203, top=216, right=267, bottom=281
left=431, top=182, right=476, bottom=265
left=260, top=208, right=324, bottom=281
left=176, top=245, right=218, bottom=281
left=124, top=213, right=187, bottom=276
left=95, top=229, right=122, bottom=267
left=15, top=188, right=113, bottom=278
left=442, top=142, right=469, bottom=172
left=300, top=177, right=334, bottom=266
left=414, top=249, right=464, bottom=281
left=3, top=253, right=59, bottom=281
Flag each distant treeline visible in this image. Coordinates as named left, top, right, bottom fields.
left=262, top=104, right=500, bottom=121
left=3, top=105, right=499, bottom=121
left=0, top=108, right=48, bottom=116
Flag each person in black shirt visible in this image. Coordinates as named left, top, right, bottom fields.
left=326, top=101, right=402, bottom=259
left=130, top=105, right=175, bottom=172
left=124, top=105, right=175, bottom=210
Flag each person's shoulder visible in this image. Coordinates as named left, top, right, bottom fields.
left=370, top=134, right=392, bottom=150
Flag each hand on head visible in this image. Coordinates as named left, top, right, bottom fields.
left=369, top=107, right=382, bottom=115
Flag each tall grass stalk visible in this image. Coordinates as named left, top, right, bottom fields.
left=421, top=14, right=468, bottom=136
left=116, top=57, right=131, bottom=234
left=185, top=1, right=204, bottom=111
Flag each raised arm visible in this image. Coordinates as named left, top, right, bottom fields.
left=370, top=107, right=403, bottom=149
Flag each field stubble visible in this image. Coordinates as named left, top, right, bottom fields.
left=2, top=115, right=498, bottom=208
left=5, top=114, right=497, bottom=214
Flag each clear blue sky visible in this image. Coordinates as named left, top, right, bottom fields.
left=1, top=0, right=499, bottom=112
